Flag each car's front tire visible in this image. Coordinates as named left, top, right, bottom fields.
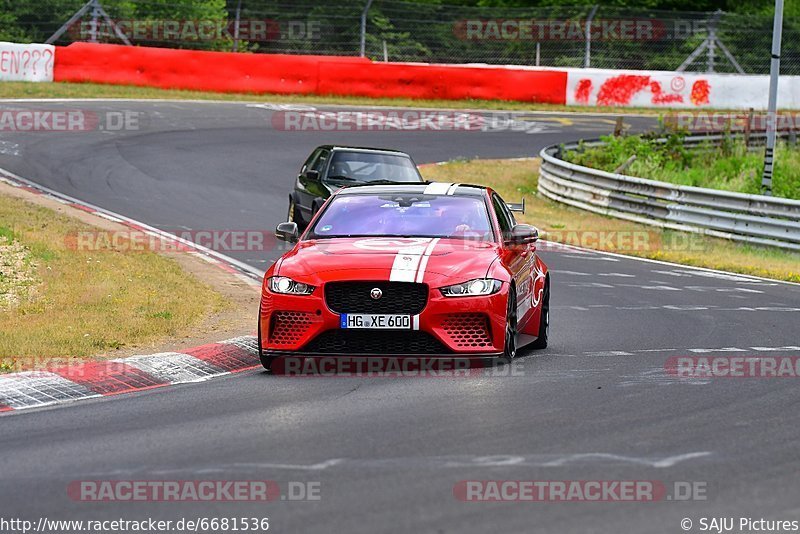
left=257, top=304, right=273, bottom=371
left=500, top=286, right=517, bottom=364
left=287, top=197, right=304, bottom=229
left=530, top=278, right=549, bottom=349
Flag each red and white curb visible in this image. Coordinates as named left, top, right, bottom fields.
left=0, top=336, right=260, bottom=413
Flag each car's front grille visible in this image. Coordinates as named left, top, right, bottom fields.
left=303, top=330, right=449, bottom=354
left=325, top=281, right=428, bottom=314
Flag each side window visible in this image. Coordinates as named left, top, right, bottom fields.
left=492, top=193, right=515, bottom=237
left=301, top=148, right=320, bottom=173
left=310, top=149, right=330, bottom=174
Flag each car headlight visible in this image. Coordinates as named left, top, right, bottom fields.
left=268, top=276, right=315, bottom=295
left=439, top=278, right=502, bottom=297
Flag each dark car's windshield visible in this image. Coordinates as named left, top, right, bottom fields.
left=307, top=193, right=493, bottom=240
left=326, top=151, right=422, bottom=183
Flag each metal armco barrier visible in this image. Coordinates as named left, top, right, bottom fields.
left=538, top=134, right=800, bottom=251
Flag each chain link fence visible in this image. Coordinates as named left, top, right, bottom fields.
left=7, top=0, right=800, bottom=74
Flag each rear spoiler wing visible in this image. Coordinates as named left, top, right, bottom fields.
left=506, top=197, right=525, bottom=214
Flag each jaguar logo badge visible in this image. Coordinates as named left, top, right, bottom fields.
left=370, top=288, right=383, bottom=300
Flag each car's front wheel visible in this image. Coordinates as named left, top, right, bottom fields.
left=257, top=304, right=273, bottom=371
left=287, top=197, right=303, bottom=228
left=531, top=279, right=549, bottom=349
left=500, top=287, right=517, bottom=364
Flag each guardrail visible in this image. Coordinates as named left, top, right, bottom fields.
left=538, top=133, right=800, bottom=251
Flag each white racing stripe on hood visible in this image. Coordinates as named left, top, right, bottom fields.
left=389, top=240, right=431, bottom=282
left=415, top=238, right=441, bottom=283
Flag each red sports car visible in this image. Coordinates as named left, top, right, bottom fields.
left=258, top=183, right=550, bottom=370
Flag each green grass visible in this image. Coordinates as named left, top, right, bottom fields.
left=0, top=192, right=227, bottom=367
left=563, top=133, right=800, bottom=200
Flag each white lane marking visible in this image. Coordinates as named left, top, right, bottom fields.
left=247, top=103, right=318, bottom=111
left=0, top=166, right=266, bottom=281
left=540, top=452, right=712, bottom=468
left=619, top=284, right=681, bottom=291
left=114, top=352, right=224, bottom=383
left=566, top=282, right=614, bottom=288
left=751, top=346, right=800, bottom=351
left=83, top=450, right=710, bottom=476
left=685, top=286, right=764, bottom=293
left=445, top=183, right=460, bottom=195
left=721, top=306, right=800, bottom=312
left=547, top=240, right=800, bottom=287
left=561, top=254, right=619, bottom=261
left=415, top=238, right=440, bottom=283
left=423, top=182, right=453, bottom=195
left=651, top=270, right=691, bottom=277
left=556, top=270, right=591, bottom=276
left=584, top=350, right=634, bottom=356
left=674, top=269, right=770, bottom=283
left=687, top=347, right=748, bottom=353
left=597, top=272, right=636, bottom=278
left=93, top=212, right=125, bottom=223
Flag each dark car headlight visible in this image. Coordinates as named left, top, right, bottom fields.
left=439, top=278, right=502, bottom=297
left=268, top=276, right=315, bottom=295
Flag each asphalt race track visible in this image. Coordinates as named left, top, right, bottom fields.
left=1, top=101, right=800, bottom=533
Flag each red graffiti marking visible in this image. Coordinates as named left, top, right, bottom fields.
left=650, top=80, right=684, bottom=104
left=691, top=79, right=710, bottom=106
left=575, top=78, right=593, bottom=104
left=596, top=75, right=651, bottom=106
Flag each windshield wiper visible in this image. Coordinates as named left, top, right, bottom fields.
left=326, top=175, right=359, bottom=182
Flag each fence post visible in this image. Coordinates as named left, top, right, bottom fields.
left=232, top=0, right=242, bottom=52
left=762, top=0, right=784, bottom=196
left=584, top=5, right=599, bottom=68
left=360, top=0, right=375, bottom=57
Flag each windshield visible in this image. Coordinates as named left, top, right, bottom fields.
left=308, top=194, right=493, bottom=240
left=326, top=151, right=422, bottom=183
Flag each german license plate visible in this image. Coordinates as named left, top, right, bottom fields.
left=340, top=314, right=411, bottom=329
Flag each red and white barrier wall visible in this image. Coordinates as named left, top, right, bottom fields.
left=52, top=43, right=567, bottom=104
left=0, top=42, right=55, bottom=82
left=565, top=68, right=800, bottom=109
left=5, top=42, right=800, bottom=110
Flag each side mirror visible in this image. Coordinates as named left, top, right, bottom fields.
left=275, top=221, right=299, bottom=243
left=304, top=169, right=320, bottom=182
left=507, top=224, right=539, bottom=244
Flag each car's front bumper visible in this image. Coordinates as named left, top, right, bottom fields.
left=259, top=282, right=510, bottom=356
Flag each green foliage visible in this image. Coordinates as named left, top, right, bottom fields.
left=563, top=133, right=800, bottom=200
